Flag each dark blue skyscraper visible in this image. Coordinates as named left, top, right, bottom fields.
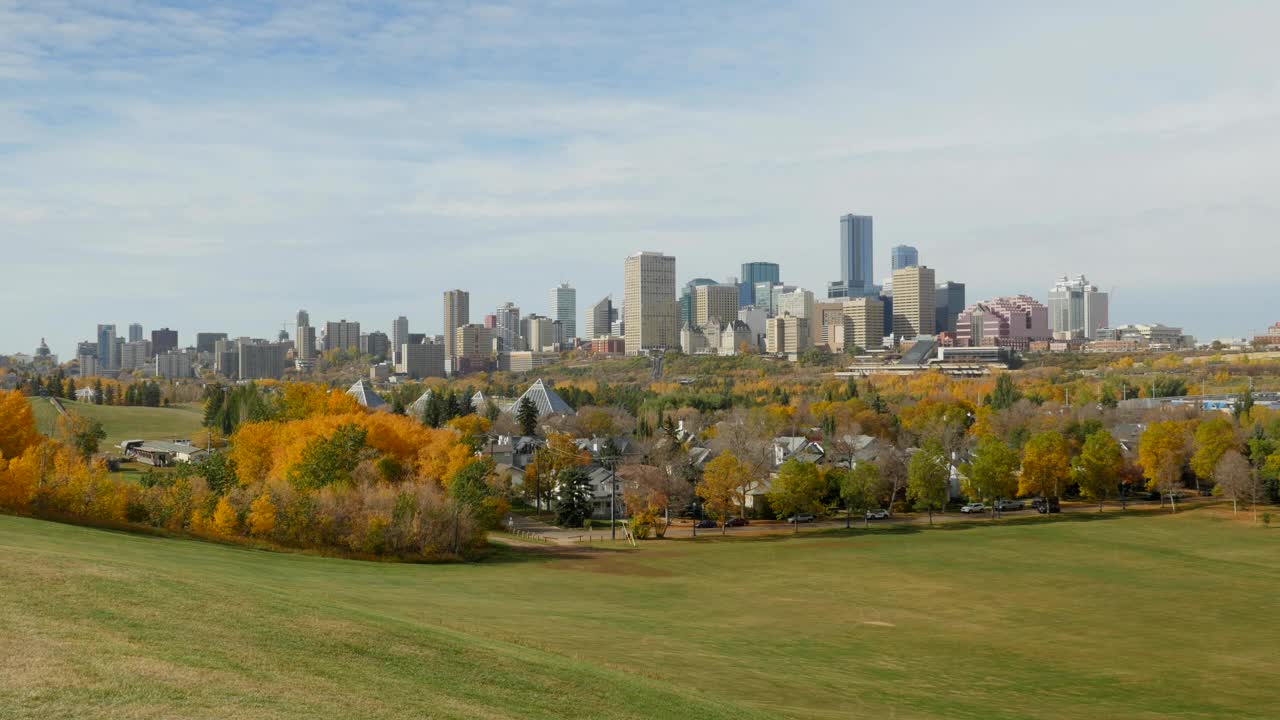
left=829, top=214, right=873, bottom=298
left=739, top=261, right=780, bottom=307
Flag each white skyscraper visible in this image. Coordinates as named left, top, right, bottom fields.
left=623, top=252, right=677, bottom=354
left=550, top=283, right=577, bottom=343
left=391, top=316, right=409, bottom=364
left=1048, top=275, right=1109, bottom=340
left=495, top=302, right=522, bottom=351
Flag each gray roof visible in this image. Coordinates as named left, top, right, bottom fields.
left=514, top=378, right=573, bottom=417
left=346, top=379, right=387, bottom=409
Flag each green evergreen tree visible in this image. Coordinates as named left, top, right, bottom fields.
left=516, top=396, right=539, bottom=436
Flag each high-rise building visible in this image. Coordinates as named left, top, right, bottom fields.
left=360, top=331, right=391, bottom=360
left=294, top=310, right=315, bottom=370
left=443, top=289, right=470, bottom=367
left=155, top=349, right=194, bottom=380
left=956, top=296, right=1051, bottom=350
left=935, top=282, right=966, bottom=335
left=120, top=340, right=152, bottom=371
left=842, top=297, right=885, bottom=350
left=196, top=332, right=227, bottom=356
left=765, top=314, right=810, bottom=356
left=128, top=323, right=144, bottom=343
left=1048, top=275, right=1109, bottom=340
left=890, top=266, right=936, bottom=339
left=739, top=262, right=780, bottom=307
left=890, top=245, right=919, bottom=271
left=623, top=251, right=677, bottom=354
left=237, top=339, right=289, bottom=380
left=323, top=320, right=361, bottom=352
left=96, top=324, right=117, bottom=369
left=522, top=314, right=555, bottom=352
left=453, top=324, right=493, bottom=374
left=587, top=296, right=614, bottom=340
left=77, top=354, right=98, bottom=378
left=398, top=339, right=446, bottom=379
left=679, top=278, right=718, bottom=329
left=694, top=284, right=740, bottom=328
left=830, top=214, right=874, bottom=299
left=550, top=283, right=577, bottom=342
left=775, top=288, right=815, bottom=323
left=391, top=316, right=409, bottom=364
left=150, top=328, right=178, bottom=356
left=495, top=302, right=522, bottom=351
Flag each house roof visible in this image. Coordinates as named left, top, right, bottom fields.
left=137, top=441, right=208, bottom=455
left=514, top=378, right=573, bottom=417
left=346, top=379, right=387, bottom=410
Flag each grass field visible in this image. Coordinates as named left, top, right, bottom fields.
left=0, top=510, right=1277, bottom=719
left=26, top=397, right=205, bottom=448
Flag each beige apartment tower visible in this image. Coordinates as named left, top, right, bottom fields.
left=694, top=284, right=739, bottom=328
left=442, top=289, right=470, bottom=367
left=890, top=266, right=936, bottom=339
left=842, top=297, right=885, bottom=350
left=623, top=252, right=677, bottom=354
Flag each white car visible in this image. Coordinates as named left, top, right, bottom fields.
left=960, top=503, right=987, bottom=514
left=864, top=509, right=889, bottom=520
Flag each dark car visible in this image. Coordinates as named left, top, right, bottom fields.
left=787, top=513, right=817, bottom=524
left=724, top=517, right=749, bottom=527
left=1031, top=497, right=1061, bottom=514
left=693, top=519, right=718, bottom=529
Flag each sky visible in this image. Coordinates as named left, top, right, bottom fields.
left=2, top=0, right=1279, bottom=356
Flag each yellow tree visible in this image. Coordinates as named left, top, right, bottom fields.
left=698, top=452, right=748, bottom=534
left=247, top=491, right=277, bottom=537
left=210, top=497, right=240, bottom=536
left=1019, top=430, right=1072, bottom=501
left=0, top=390, right=40, bottom=460
left=1076, top=430, right=1124, bottom=511
left=1138, top=421, right=1190, bottom=512
left=1190, top=417, right=1236, bottom=492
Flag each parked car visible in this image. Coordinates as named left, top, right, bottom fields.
left=960, top=503, right=987, bottom=514
left=693, top=519, right=718, bottom=529
left=995, top=500, right=1025, bottom=511
left=787, top=513, right=817, bottom=524
left=864, top=509, right=889, bottom=520
left=724, top=517, right=749, bottom=527
left=1032, top=497, right=1061, bottom=514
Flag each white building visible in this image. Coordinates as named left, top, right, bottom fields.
left=1048, top=275, right=1109, bottom=340
left=623, top=251, right=677, bottom=354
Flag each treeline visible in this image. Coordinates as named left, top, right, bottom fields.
left=19, top=370, right=175, bottom=407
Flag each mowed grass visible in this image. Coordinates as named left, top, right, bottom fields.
left=0, top=511, right=1277, bottom=720
left=27, top=397, right=205, bottom=447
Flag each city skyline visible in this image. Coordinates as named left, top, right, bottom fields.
left=4, top=2, right=1280, bottom=352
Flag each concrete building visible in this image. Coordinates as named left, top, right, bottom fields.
left=155, top=349, right=194, bottom=379
left=128, top=323, right=144, bottom=343
left=150, top=328, right=178, bottom=356
left=623, top=251, right=677, bottom=354
left=1254, top=322, right=1280, bottom=347
left=955, top=296, right=1050, bottom=350
left=766, top=313, right=810, bottom=357
left=738, top=306, right=768, bottom=352
left=77, top=354, right=99, bottom=378
left=120, top=340, right=152, bottom=371
left=398, top=339, right=446, bottom=379
left=391, top=316, right=409, bottom=364
left=443, top=289, right=470, bottom=369
left=494, top=302, right=522, bottom=351
left=96, top=324, right=117, bottom=370
left=196, top=332, right=227, bottom=356
left=550, top=283, right=577, bottom=342
left=829, top=214, right=874, bottom=299
left=1098, top=323, right=1193, bottom=349
left=237, top=339, right=289, bottom=380
left=1048, top=275, right=1109, bottom=340
left=775, top=288, right=815, bottom=323
left=499, top=351, right=561, bottom=373
left=360, top=331, right=391, bottom=360
left=842, top=297, right=885, bottom=350
left=739, top=262, right=780, bottom=307
left=890, top=266, right=936, bottom=339
left=587, top=296, right=615, bottom=340
left=454, top=324, right=493, bottom=363
left=591, top=336, right=626, bottom=354
left=679, top=278, right=718, bottom=329
left=935, top=282, right=966, bottom=335
left=694, top=284, right=740, bottom=328
left=522, top=314, right=555, bottom=352
left=890, top=245, right=919, bottom=271
left=323, top=320, right=360, bottom=352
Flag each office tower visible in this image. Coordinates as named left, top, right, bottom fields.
left=739, top=262, right=780, bottom=307
left=96, top=324, right=117, bottom=369
left=956, top=296, right=1050, bottom=350
left=294, top=310, right=314, bottom=364
left=588, top=296, right=614, bottom=339
left=495, top=302, right=522, bottom=351
left=155, top=349, right=194, bottom=379
left=842, top=297, right=885, bottom=350
left=443, top=289, right=470, bottom=366
left=483, top=315, right=497, bottom=329
left=453, top=324, right=493, bottom=374
left=550, top=283, right=577, bottom=342
left=694, top=284, right=740, bottom=328
left=774, top=288, right=815, bottom=323
left=934, top=282, right=966, bottom=335
left=360, top=331, right=391, bottom=360
left=237, top=339, right=289, bottom=380
left=829, top=214, right=874, bottom=299
left=196, top=332, right=228, bottom=355
left=150, top=328, right=178, bottom=356
left=890, top=266, right=936, bottom=339
left=77, top=354, right=98, bottom=378
left=1048, top=275, right=1109, bottom=340
left=391, top=316, right=409, bottom=363
left=399, top=339, right=446, bottom=379
left=128, top=323, right=144, bottom=343
left=623, top=251, right=677, bottom=354
left=120, top=340, right=152, bottom=371
left=679, top=278, right=718, bottom=329
left=890, top=245, right=919, bottom=271
left=765, top=314, right=810, bottom=356
left=522, top=314, right=555, bottom=352
left=323, top=320, right=361, bottom=352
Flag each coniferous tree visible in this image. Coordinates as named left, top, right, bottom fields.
left=516, top=396, right=539, bottom=436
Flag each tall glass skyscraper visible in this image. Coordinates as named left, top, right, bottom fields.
left=890, top=244, right=919, bottom=271
left=831, top=214, right=874, bottom=298
left=739, top=262, right=780, bottom=307
left=550, top=284, right=576, bottom=341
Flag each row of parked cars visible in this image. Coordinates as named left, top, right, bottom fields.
left=960, top=498, right=1060, bottom=514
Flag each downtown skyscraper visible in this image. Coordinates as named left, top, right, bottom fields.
left=550, top=283, right=576, bottom=342
left=829, top=214, right=874, bottom=299
left=623, top=252, right=677, bottom=354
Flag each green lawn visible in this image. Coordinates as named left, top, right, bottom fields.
left=27, top=397, right=206, bottom=448
left=0, top=510, right=1276, bottom=719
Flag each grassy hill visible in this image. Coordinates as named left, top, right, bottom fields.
left=27, top=397, right=205, bottom=448
left=1, top=510, right=1276, bottom=719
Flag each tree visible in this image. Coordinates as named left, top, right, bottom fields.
left=516, top=396, right=539, bottom=436
left=841, top=461, right=880, bottom=528
left=1019, top=431, right=1072, bottom=502
left=699, top=452, right=748, bottom=534
left=92, top=379, right=104, bottom=405
left=288, top=424, right=369, bottom=490
left=1213, top=450, right=1258, bottom=516
left=986, top=373, right=1022, bottom=410
left=1190, top=417, right=1236, bottom=492
left=0, top=390, right=41, bottom=460
left=247, top=491, right=277, bottom=536
left=1139, top=421, right=1189, bottom=512
left=907, top=444, right=949, bottom=525
left=553, top=467, right=594, bottom=528
left=210, top=497, right=239, bottom=536
left=57, top=414, right=107, bottom=460
left=961, top=438, right=1019, bottom=515
left=1234, top=387, right=1254, bottom=421
left=1076, top=430, right=1124, bottom=511
left=876, top=444, right=909, bottom=515
left=767, top=459, right=825, bottom=533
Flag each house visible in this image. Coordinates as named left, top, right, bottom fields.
left=122, top=440, right=210, bottom=467
left=773, top=436, right=825, bottom=467
left=484, top=434, right=543, bottom=469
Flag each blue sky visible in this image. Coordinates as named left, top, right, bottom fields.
left=3, top=0, right=1279, bottom=356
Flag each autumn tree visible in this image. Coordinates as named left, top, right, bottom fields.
left=1019, top=430, right=1072, bottom=502
left=1076, top=430, right=1124, bottom=511
left=1190, top=417, right=1237, bottom=492
left=841, top=461, right=880, bottom=528
left=56, top=414, right=107, bottom=460
left=1139, top=421, right=1189, bottom=512
left=767, top=459, right=825, bottom=533
left=210, top=496, right=239, bottom=536
left=986, top=373, right=1022, bottom=410
left=0, top=390, right=41, bottom=460
left=876, top=444, right=909, bottom=515
left=907, top=444, right=949, bottom=525
left=289, top=423, right=369, bottom=490
left=698, top=452, right=748, bottom=534
left=961, top=438, right=1019, bottom=515
left=1212, top=450, right=1258, bottom=516
left=247, top=491, right=277, bottom=536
